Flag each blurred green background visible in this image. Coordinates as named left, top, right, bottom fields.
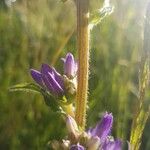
left=0, top=0, right=150, bottom=149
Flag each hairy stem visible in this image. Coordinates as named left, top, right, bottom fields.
left=75, top=0, right=89, bottom=129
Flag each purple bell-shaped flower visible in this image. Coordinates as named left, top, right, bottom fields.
left=30, top=64, right=64, bottom=97
left=65, top=113, right=122, bottom=150
left=89, top=112, right=113, bottom=142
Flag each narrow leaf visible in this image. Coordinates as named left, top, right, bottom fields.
left=9, top=83, right=42, bottom=93
left=89, top=0, right=114, bottom=30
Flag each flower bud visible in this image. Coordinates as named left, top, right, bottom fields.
left=62, top=53, right=77, bottom=79
left=66, top=115, right=79, bottom=137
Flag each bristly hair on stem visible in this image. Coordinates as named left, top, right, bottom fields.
left=130, top=2, right=150, bottom=150
left=75, top=0, right=89, bottom=130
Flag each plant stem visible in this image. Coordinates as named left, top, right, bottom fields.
left=75, top=0, right=89, bottom=129
left=130, top=2, right=150, bottom=149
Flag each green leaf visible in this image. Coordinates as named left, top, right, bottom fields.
left=9, top=83, right=42, bottom=93
left=89, top=0, right=114, bottom=30
left=9, top=83, right=65, bottom=113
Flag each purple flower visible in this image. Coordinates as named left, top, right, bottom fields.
left=62, top=53, right=77, bottom=78
left=30, top=69, right=44, bottom=87
left=66, top=113, right=122, bottom=150
left=29, top=53, right=76, bottom=114
left=70, top=144, right=85, bottom=150
left=30, top=53, right=77, bottom=97
left=30, top=64, right=64, bottom=96
left=89, top=112, right=113, bottom=142
left=102, top=139, right=122, bottom=150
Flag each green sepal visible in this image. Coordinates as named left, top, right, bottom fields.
left=58, top=95, right=75, bottom=106
left=42, top=92, right=63, bottom=112
left=64, top=94, right=75, bottom=104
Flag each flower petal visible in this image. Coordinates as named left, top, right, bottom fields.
left=41, top=64, right=64, bottom=89
left=52, top=67, right=64, bottom=89
left=41, top=64, right=54, bottom=75
left=48, top=73, right=64, bottom=95
left=102, top=139, right=122, bottom=150
left=113, top=140, right=122, bottom=150
left=30, top=69, right=43, bottom=87
left=42, top=74, right=56, bottom=95
left=70, top=143, right=85, bottom=150
left=63, top=53, right=77, bottom=78
left=66, top=115, right=79, bottom=136
left=89, top=112, right=113, bottom=141
left=42, top=72, right=64, bottom=96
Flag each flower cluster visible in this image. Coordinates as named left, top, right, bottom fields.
left=50, top=112, right=122, bottom=150
left=30, top=53, right=123, bottom=150
left=30, top=53, right=77, bottom=100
